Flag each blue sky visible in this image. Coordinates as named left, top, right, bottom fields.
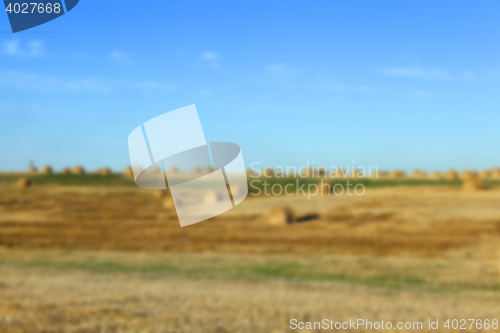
left=1, top=1, right=499, bottom=172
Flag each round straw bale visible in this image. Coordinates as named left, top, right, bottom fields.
left=492, top=167, right=500, bottom=179
left=41, top=165, right=53, bottom=175
left=154, top=189, right=169, bottom=198
left=336, top=167, right=346, bottom=179
left=204, top=166, right=212, bottom=174
left=72, top=166, right=85, bottom=175
left=29, top=166, right=38, bottom=174
left=97, top=167, right=112, bottom=176
left=62, top=167, right=71, bottom=175
left=17, top=177, right=31, bottom=188
left=268, top=206, right=294, bottom=225
left=480, top=169, right=492, bottom=179
left=460, top=170, right=479, bottom=180
left=204, top=190, right=223, bottom=203
left=462, top=176, right=485, bottom=191
left=430, top=171, right=442, bottom=179
left=317, top=167, right=327, bottom=177
left=411, top=169, right=426, bottom=178
left=166, top=167, right=179, bottom=175
left=390, top=170, right=406, bottom=179
left=318, top=182, right=331, bottom=195
left=124, top=166, right=134, bottom=177
left=373, top=171, right=388, bottom=179
left=411, top=169, right=420, bottom=178
left=230, top=185, right=243, bottom=197
left=263, top=167, right=273, bottom=178
left=72, top=166, right=85, bottom=174
left=300, top=167, right=312, bottom=177
left=351, top=168, right=365, bottom=179
left=163, top=197, right=176, bottom=209
left=444, top=169, right=458, bottom=180
left=149, top=167, right=163, bottom=175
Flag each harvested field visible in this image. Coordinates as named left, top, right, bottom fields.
left=1, top=175, right=500, bottom=332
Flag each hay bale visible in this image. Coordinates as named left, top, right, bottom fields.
left=460, top=171, right=484, bottom=190
left=149, top=167, right=163, bottom=175
left=299, top=167, right=313, bottom=177
left=491, top=168, right=500, bottom=179
left=154, top=189, right=169, bottom=198
left=124, top=166, right=134, bottom=177
left=268, top=207, right=294, bottom=225
left=204, top=190, right=223, bottom=203
left=246, top=169, right=256, bottom=177
left=41, top=165, right=53, bottom=175
left=72, top=166, right=85, bottom=175
left=61, top=167, right=71, bottom=175
left=462, top=176, right=485, bottom=191
left=318, top=182, right=331, bottom=195
left=98, top=167, right=112, bottom=176
left=351, top=168, right=365, bottom=179
left=411, top=169, right=426, bottom=178
left=444, top=169, right=458, bottom=180
left=460, top=170, right=479, bottom=180
left=430, top=171, right=442, bottom=180
left=374, top=171, right=389, bottom=179
left=317, top=167, right=327, bottom=177
left=480, top=169, right=492, bottom=179
left=29, top=166, right=38, bottom=174
left=204, top=166, right=212, bottom=174
left=230, top=185, right=243, bottom=197
left=390, top=170, right=406, bottom=179
left=167, top=167, right=179, bottom=174
left=192, top=167, right=202, bottom=175
left=163, top=197, right=176, bottom=209
left=263, top=167, right=273, bottom=177
left=17, top=177, right=31, bottom=188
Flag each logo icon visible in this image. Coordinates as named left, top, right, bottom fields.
left=4, top=0, right=79, bottom=33
left=128, top=105, right=248, bottom=227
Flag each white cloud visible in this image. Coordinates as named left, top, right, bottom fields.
left=0, top=70, right=175, bottom=93
left=0, top=101, right=54, bottom=115
left=462, top=70, right=475, bottom=81
left=408, top=89, right=437, bottom=97
left=314, top=83, right=376, bottom=93
left=199, top=51, right=221, bottom=69
left=257, top=68, right=375, bottom=93
left=264, top=64, right=304, bottom=77
left=136, top=81, right=176, bottom=92
left=200, top=51, right=219, bottom=60
left=379, top=67, right=451, bottom=80
left=108, top=50, right=132, bottom=64
left=1, top=39, right=45, bottom=57
left=266, top=64, right=286, bottom=73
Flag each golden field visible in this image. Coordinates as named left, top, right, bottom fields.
left=1, top=173, right=500, bottom=332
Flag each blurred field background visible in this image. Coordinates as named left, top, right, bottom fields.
left=2, top=168, right=500, bottom=332
left=2, top=1, right=500, bottom=332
